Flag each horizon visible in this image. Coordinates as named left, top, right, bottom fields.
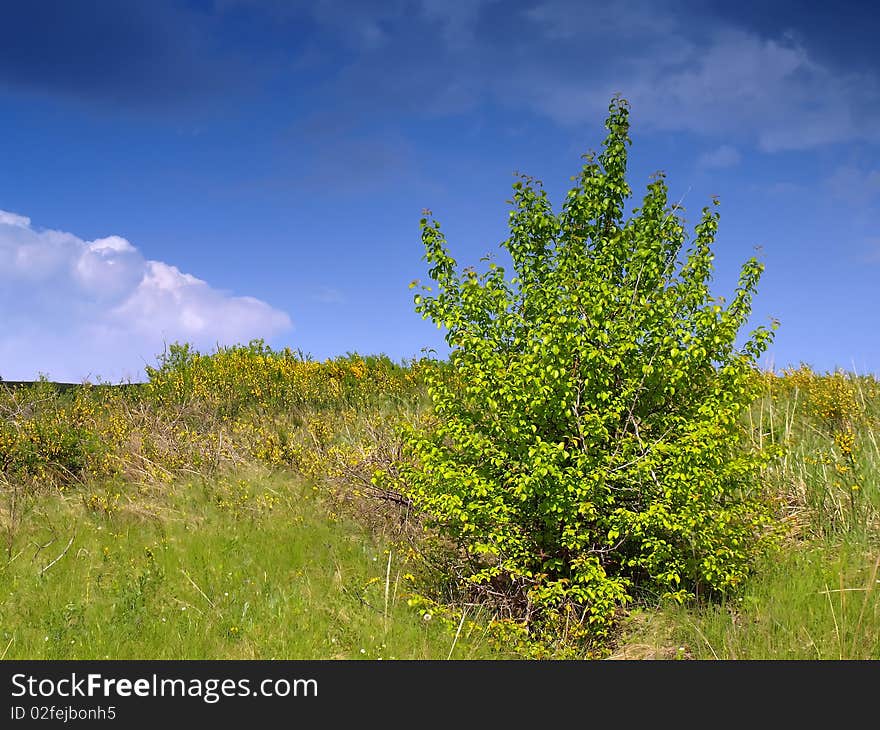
left=2, top=1, right=878, bottom=381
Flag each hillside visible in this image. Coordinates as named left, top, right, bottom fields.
left=1, top=343, right=878, bottom=659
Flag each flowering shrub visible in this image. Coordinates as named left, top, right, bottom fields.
left=0, top=345, right=437, bottom=494
left=760, top=365, right=879, bottom=534
left=773, top=364, right=877, bottom=432
left=144, top=340, right=434, bottom=415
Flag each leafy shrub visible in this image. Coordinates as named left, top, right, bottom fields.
left=0, top=380, right=120, bottom=487
left=761, top=367, right=880, bottom=535
left=0, top=344, right=437, bottom=496
left=395, top=96, right=780, bottom=647
left=776, top=364, right=876, bottom=432
left=144, top=340, right=434, bottom=415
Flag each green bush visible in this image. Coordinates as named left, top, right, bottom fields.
left=395, top=96, right=780, bottom=647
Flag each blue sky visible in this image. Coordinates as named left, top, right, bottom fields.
left=0, top=0, right=878, bottom=381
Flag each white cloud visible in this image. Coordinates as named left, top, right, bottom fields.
left=498, top=9, right=880, bottom=152
left=216, top=1, right=880, bottom=154
left=0, top=210, right=292, bottom=382
left=697, top=144, right=741, bottom=169
left=0, top=210, right=30, bottom=227
left=629, top=29, right=876, bottom=152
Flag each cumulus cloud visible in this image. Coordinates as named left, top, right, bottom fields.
left=629, top=30, right=879, bottom=152
left=0, top=210, right=292, bottom=382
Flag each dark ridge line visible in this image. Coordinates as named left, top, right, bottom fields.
left=0, top=380, right=143, bottom=391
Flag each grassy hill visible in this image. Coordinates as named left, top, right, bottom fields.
left=1, top=343, right=877, bottom=659
left=0, top=468, right=507, bottom=660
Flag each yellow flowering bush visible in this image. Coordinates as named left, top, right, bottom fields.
left=774, top=364, right=873, bottom=431
left=760, top=366, right=879, bottom=534
left=0, top=343, right=439, bottom=496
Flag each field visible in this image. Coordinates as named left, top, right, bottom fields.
left=1, top=342, right=878, bottom=659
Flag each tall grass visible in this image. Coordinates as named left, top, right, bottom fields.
left=0, top=468, right=505, bottom=660
left=2, top=345, right=878, bottom=659
left=614, top=366, right=880, bottom=659
left=665, top=538, right=880, bottom=660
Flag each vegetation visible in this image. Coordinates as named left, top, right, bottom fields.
left=0, top=348, right=503, bottom=660
left=2, top=344, right=877, bottom=659
left=388, top=96, right=780, bottom=654
left=618, top=367, right=880, bottom=659
left=0, top=467, right=506, bottom=660
left=1, top=97, right=878, bottom=659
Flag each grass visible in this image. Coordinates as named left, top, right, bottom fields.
left=0, top=468, right=507, bottom=660
left=612, top=534, right=880, bottom=659
left=650, top=536, right=879, bottom=660
left=2, top=355, right=879, bottom=659
left=612, top=368, right=880, bottom=659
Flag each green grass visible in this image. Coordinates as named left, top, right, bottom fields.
left=613, top=373, right=880, bottom=660
left=0, top=469, right=508, bottom=660
left=658, top=535, right=880, bottom=660
left=2, top=365, right=879, bottom=659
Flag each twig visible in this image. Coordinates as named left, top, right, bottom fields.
left=823, top=581, right=842, bottom=660
left=39, top=533, right=75, bottom=576
left=181, top=568, right=217, bottom=611
left=689, top=621, right=719, bottom=660
left=383, top=550, right=393, bottom=631
left=818, top=587, right=869, bottom=595
left=3, top=548, right=25, bottom=570
left=447, top=608, right=467, bottom=660
left=0, top=636, right=13, bottom=660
